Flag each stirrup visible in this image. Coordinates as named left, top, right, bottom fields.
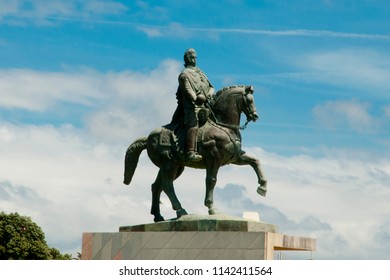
left=187, top=151, right=202, bottom=162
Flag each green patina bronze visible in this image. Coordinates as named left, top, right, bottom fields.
left=124, top=49, right=267, bottom=223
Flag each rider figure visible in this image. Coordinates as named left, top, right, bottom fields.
left=171, top=48, right=215, bottom=162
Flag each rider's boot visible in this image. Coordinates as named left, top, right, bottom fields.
left=186, top=127, right=202, bottom=162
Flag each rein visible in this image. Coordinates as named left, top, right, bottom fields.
left=206, top=100, right=251, bottom=131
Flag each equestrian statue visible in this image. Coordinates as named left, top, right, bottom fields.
left=123, top=49, right=267, bottom=222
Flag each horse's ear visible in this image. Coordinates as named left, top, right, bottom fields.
left=245, top=85, right=254, bottom=94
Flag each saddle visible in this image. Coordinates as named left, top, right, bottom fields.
left=159, top=108, right=209, bottom=160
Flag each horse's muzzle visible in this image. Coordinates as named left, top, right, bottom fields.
left=250, top=112, right=259, bottom=122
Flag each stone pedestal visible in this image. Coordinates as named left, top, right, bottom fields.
left=81, top=215, right=316, bottom=260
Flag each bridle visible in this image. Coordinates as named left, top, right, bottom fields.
left=241, top=88, right=257, bottom=130
left=206, top=87, right=256, bottom=131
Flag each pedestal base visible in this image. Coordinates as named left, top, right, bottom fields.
left=81, top=215, right=316, bottom=260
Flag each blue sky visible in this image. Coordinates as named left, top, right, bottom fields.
left=1, top=0, right=390, bottom=259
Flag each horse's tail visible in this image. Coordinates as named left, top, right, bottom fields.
left=123, top=137, right=148, bottom=185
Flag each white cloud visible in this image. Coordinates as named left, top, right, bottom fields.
left=152, top=23, right=390, bottom=41
left=0, top=68, right=107, bottom=111
left=189, top=27, right=390, bottom=40
left=84, top=0, right=127, bottom=15
left=0, top=0, right=19, bottom=19
left=0, top=0, right=127, bottom=25
left=297, top=49, right=390, bottom=95
left=0, top=60, right=184, bottom=254
left=137, top=22, right=197, bottom=39
left=312, top=99, right=374, bottom=132
left=0, top=60, right=181, bottom=144
left=136, top=26, right=162, bottom=37
left=0, top=122, right=157, bottom=253
left=213, top=146, right=390, bottom=259
left=2, top=107, right=390, bottom=259
left=383, top=104, right=390, bottom=118
left=134, top=22, right=390, bottom=40
left=84, top=59, right=181, bottom=143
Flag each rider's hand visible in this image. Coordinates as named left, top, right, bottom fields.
left=195, top=94, right=206, bottom=105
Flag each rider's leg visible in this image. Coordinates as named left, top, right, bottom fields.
left=186, top=126, right=202, bottom=161
left=185, top=110, right=202, bottom=162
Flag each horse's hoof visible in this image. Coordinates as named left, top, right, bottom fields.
left=176, top=208, right=188, bottom=218
left=257, top=185, right=267, bottom=197
left=123, top=176, right=131, bottom=185
left=208, top=208, right=220, bottom=215
left=154, top=215, right=165, bottom=222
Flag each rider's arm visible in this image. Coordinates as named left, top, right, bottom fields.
left=206, top=87, right=215, bottom=98
left=180, top=74, right=197, bottom=102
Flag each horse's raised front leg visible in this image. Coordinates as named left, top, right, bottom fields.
left=160, top=164, right=188, bottom=219
left=233, top=151, right=267, bottom=197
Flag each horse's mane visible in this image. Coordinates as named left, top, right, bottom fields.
left=213, top=85, right=247, bottom=102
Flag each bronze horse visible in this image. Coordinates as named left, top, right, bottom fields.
left=123, top=85, right=267, bottom=222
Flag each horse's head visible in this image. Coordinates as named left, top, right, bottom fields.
left=242, top=85, right=259, bottom=123
left=211, top=85, right=259, bottom=129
